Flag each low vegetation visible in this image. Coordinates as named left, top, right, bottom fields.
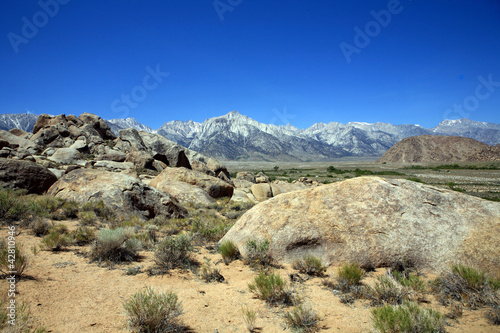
left=248, top=271, right=297, bottom=306
left=0, top=240, right=28, bottom=279
left=284, top=304, right=322, bottom=333
left=91, top=227, right=141, bottom=263
left=244, top=239, right=273, bottom=267
left=153, top=233, right=195, bottom=273
left=219, top=240, right=240, bottom=264
left=123, top=287, right=183, bottom=333
left=293, top=255, right=327, bottom=276
left=432, top=264, right=499, bottom=309
left=371, top=302, right=445, bottom=333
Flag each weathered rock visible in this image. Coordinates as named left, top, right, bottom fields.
left=94, top=160, right=134, bottom=171
left=270, top=182, right=308, bottom=196
left=250, top=183, right=273, bottom=201
left=66, top=114, right=84, bottom=127
left=236, top=171, right=256, bottom=183
left=48, top=168, right=65, bottom=179
left=125, top=150, right=154, bottom=170
left=0, top=130, right=38, bottom=152
left=8, top=128, right=31, bottom=139
left=47, top=169, right=187, bottom=219
left=255, top=172, right=270, bottom=183
left=221, top=177, right=500, bottom=275
left=139, top=132, right=192, bottom=168
left=0, top=158, right=57, bottom=194
left=230, top=189, right=257, bottom=204
left=151, top=179, right=215, bottom=206
left=150, top=167, right=234, bottom=199
left=33, top=114, right=68, bottom=134
left=233, top=179, right=254, bottom=189
left=48, top=148, right=84, bottom=165
left=79, top=113, right=116, bottom=140
left=96, top=150, right=127, bottom=162
left=69, top=137, right=88, bottom=152
left=183, top=150, right=230, bottom=179
left=115, top=128, right=147, bottom=152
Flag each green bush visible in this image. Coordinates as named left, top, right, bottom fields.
left=248, top=272, right=296, bottom=306
left=433, top=264, right=499, bottom=309
left=370, top=275, right=413, bottom=306
left=0, top=240, right=28, bottom=279
left=391, top=270, right=426, bottom=293
left=81, top=200, right=113, bottom=221
left=41, top=229, right=70, bottom=251
left=71, top=227, right=96, bottom=246
left=190, top=216, right=232, bottom=243
left=200, top=263, right=224, bottom=283
left=219, top=240, right=240, bottom=264
left=91, top=228, right=141, bottom=263
left=154, top=234, right=194, bottom=272
left=451, top=264, right=486, bottom=290
left=371, top=302, right=445, bottom=333
left=337, top=263, right=364, bottom=286
left=241, top=306, right=257, bottom=332
left=293, top=255, right=327, bottom=277
left=245, top=239, right=272, bottom=267
left=0, top=188, right=29, bottom=222
left=284, top=304, right=321, bottom=333
left=123, top=287, right=183, bottom=333
left=77, top=211, right=97, bottom=226
left=30, top=219, right=52, bottom=237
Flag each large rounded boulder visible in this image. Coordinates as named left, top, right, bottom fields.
left=220, top=177, right=500, bottom=274
left=150, top=167, right=233, bottom=199
left=0, top=158, right=57, bottom=194
left=47, top=169, right=187, bottom=219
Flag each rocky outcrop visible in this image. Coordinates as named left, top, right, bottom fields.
left=250, top=183, right=273, bottom=202
left=48, top=169, right=187, bottom=219
left=0, top=158, right=57, bottom=194
left=150, top=167, right=233, bottom=199
left=150, top=180, right=215, bottom=206
left=221, top=177, right=500, bottom=275
left=378, top=135, right=500, bottom=163
left=236, top=171, right=256, bottom=183
left=48, top=147, right=84, bottom=165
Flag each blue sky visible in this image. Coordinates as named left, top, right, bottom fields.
left=1, top=1, right=499, bottom=129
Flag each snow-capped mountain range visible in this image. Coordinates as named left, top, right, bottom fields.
left=1, top=111, right=499, bottom=161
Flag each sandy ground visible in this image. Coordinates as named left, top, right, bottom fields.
left=1, top=224, right=498, bottom=333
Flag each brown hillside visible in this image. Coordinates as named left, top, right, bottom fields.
left=378, top=135, right=500, bottom=163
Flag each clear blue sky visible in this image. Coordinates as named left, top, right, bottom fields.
left=1, top=0, right=499, bottom=129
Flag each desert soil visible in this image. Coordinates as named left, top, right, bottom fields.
left=1, top=221, right=497, bottom=333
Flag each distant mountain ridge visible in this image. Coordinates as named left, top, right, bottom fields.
left=378, top=135, right=500, bottom=163
left=0, top=113, right=39, bottom=132
left=1, top=111, right=499, bottom=161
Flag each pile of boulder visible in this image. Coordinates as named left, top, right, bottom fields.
left=0, top=113, right=234, bottom=219
left=231, top=171, right=320, bottom=203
